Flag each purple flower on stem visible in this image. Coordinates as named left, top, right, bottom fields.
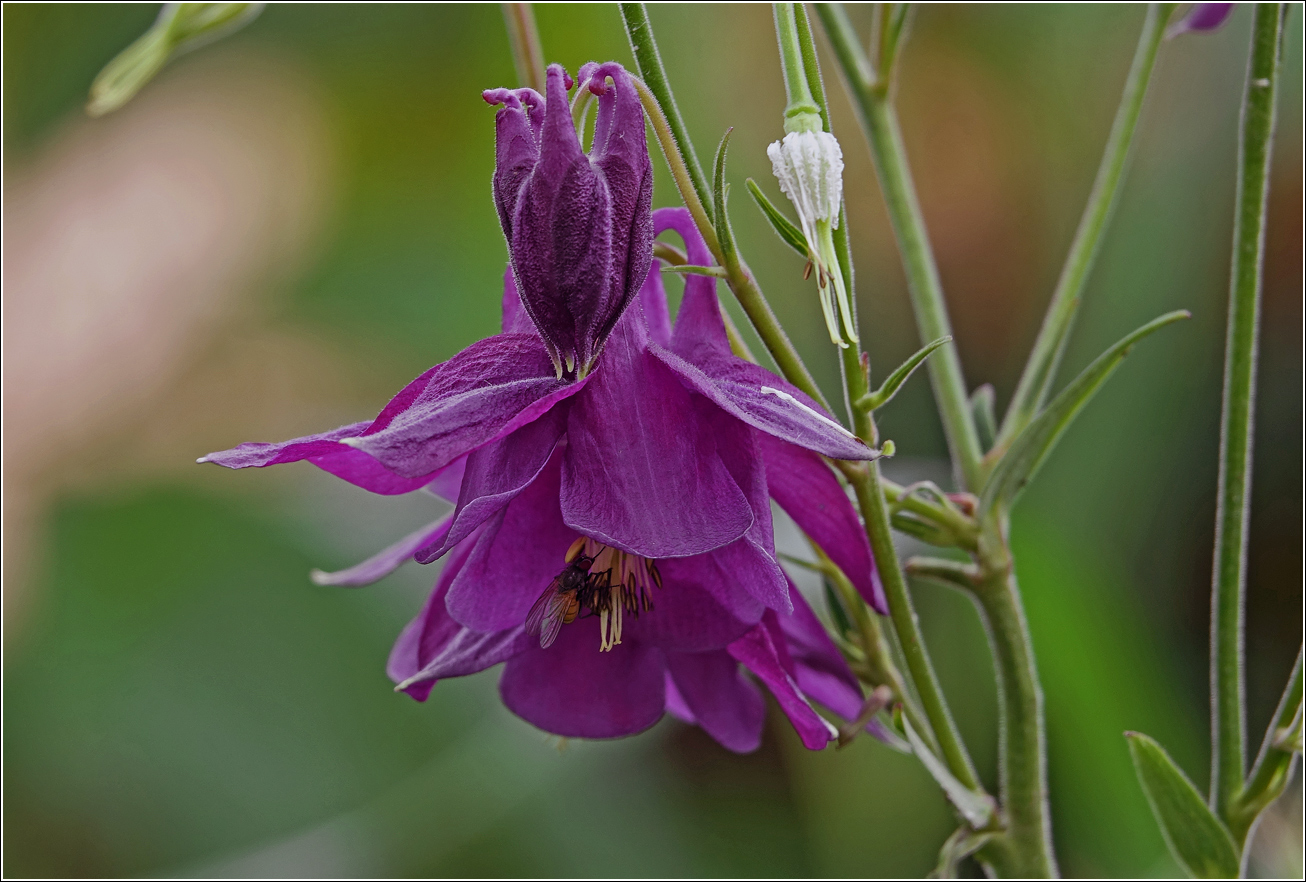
left=1167, top=3, right=1236, bottom=38
left=201, top=62, right=888, bottom=751
left=485, top=62, right=653, bottom=379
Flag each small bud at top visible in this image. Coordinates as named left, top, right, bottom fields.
left=1166, top=3, right=1236, bottom=39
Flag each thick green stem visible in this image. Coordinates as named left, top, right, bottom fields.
left=815, top=3, right=984, bottom=491
left=619, top=3, right=715, bottom=224
left=1211, top=1, right=1286, bottom=824
left=851, top=464, right=983, bottom=793
left=501, top=3, right=545, bottom=93
left=973, top=537, right=1057, bottom=878
left=994, top=5, right=1171, bottom=456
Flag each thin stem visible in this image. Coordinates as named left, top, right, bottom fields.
left=815, top=3, right=985, bottom=491
left=993, top=4, right=1171, bottom=457
left=619, top=3, right=714, bottom=224
left=1232, top=647, right=1303, bottom=846
left=501, top=3, right=545, bottom=93
left=774, top=3, right=822, bottom=130
left=1211, top=1, right=1286, bottom=823
left=629, top=76, right=834, bottom=415
left=973, top=545, right=1058, bottom=878
left=849, top=462, right=983, bottom=793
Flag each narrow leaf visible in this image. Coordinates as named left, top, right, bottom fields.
left=979, top=310, right=1189, bottom=518
left=970, top=384, right=997, bottom=453
left=746, top=178, right=809, bottom=257
left=661, top=264, right=727, bottom=278
left=712, top=128, right=738, bottom=264
left=1125, top=732, right=1240, bottom=878
left=859, top=336, right=952, bottom=411
left=903, top=717, right=995, bottom=828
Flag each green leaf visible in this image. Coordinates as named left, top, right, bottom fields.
left=712, top=128, right=739, bottom=264
left=970, top=384, right=997, bottom=453
left=903, top=717, right=995, bottom=828
left=823, top=580, right=853, bottom=638
left=979, top=310, right=1189, bottom=518
left=745, top=178, right=809, bottom=257
left=1125, top=732, right=1240, bottom=878
left=857, top=336, right=952, bottom=411
left=660, top=264, right=727, bottom=278
left=87, top=3, right=264, bottom=117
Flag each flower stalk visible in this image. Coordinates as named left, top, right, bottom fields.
left=501, top=3, right=546, bottom=94
left=1210, top=0, right=1286, bottom=827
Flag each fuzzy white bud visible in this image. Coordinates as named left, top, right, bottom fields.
left=767, top=130, right=844, bottom=241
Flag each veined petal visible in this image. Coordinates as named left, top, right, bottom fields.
left=637, top=252, right=673, bottom=349
left=703, top=401, right=791, bottom=611
left=388, top=538, right=531, bottom=701
left=561, top=318, right=752, bottom=558
left=729, top=619, right=837, bottom=751
left=346, top=333, right=589, bottom=479
left=775, top=582, right=865, bottom=723
left=414, top=405, right=568, bottom=564
left=500, top=616, right=666, bottom=739
left=311, top=514, right=453, bottom=587
left=758, top=433, right=886, bottom=613
left=423, top=455, right=467, bottom=503
left=649, top=344, right=873, bottom=461
left=444, top=451, right=577, bottom=632
left=666, top=650, right=765, bottom=754
left=622, top=559, right=758, bottom=652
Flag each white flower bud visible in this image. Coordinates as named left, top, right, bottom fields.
left=767, top=130, right=858, bottom=348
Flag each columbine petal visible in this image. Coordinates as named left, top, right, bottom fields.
left=728, top=618, right=838, bottom=750
left=500, top=616, right=666, bottom=739
left=774, top=582, right=864, bottom=722
left=501, top=265, right=535, bottom=334
left=665, top=650, right=765, bottom=754
left=443, top=451, right=577, bottom=632
left=561, top=317, right=753, bottom=558
left=311, top=514, right=453, bottom=587
left=415, top=405, right=568, bottom=564
left=758, top=433, right=886, bottom=613
left=345, top=333, right=588, bottom=478
left=388, top=539, right=531, bottom=701
left=622, top=561, right=758, bottom=652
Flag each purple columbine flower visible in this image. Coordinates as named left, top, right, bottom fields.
left=485, top=62, right=653, bottom=380
left=1167, top=3, right=1235, bottom=38
left=200, top=61, right=887, bottom=750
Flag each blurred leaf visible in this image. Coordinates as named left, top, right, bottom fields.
left=903, top=717, right=995, bottom=828
left=745, top=178, right=809, bottom=257
left=970, top=384, right=997, bottom=453
left=661, top=264, right=728, bottom=278
left=87, top=3, right=263, bottom=116
left=979, top=310, right=1190, bottom=518
left=929, top=825, right=994, bottom=879
left=1125, top=732, right=1240, bottom=878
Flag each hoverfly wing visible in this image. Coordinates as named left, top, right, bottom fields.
left=525, top=577, right=564, bottom=638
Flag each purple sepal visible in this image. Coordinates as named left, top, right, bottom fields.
left=666, top=650, right=765, bottom=754
left=311, top=514, right=452, bottom=587
left=1169, top=3, right=1235, bottom=37
left=729, top=614, right=838, bottom=750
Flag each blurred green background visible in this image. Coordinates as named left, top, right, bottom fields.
left=3, top=4, right=1301, bottom=877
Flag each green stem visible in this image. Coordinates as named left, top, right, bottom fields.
left=619, top=3, right=715, bottom=224
left=849, top=462, right=983, bottom=793
left=1231, top=647, right=1302, bottom=846
left=792, top=2, right=980, bottom=792
left=774, top=3, right=823, bottom=131
left=973, top=540, right=1058, bottom=878
left=994, top=4, right=1171, bottom=457
left=501, top=3, right=545, bottom=93
left=629, top=76, right=833, bottom=415
left=1211, top=1, right=1286, bottom=824
left=815, top=3, right=984, bottom=492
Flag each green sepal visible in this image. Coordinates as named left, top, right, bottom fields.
left=87, top=3, right=264, bottom=117
left=857, top=336, right=952, bottom=411
left=745, top=178, right=809, bottom=258
left=979, top=310, right=1189, bottom=519
left=1125, top=732, right=1240, bottom=878
left=903, top=717, right=995, bottom=828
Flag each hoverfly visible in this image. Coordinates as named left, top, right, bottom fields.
left=524, top=549, right=612, bottom=649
